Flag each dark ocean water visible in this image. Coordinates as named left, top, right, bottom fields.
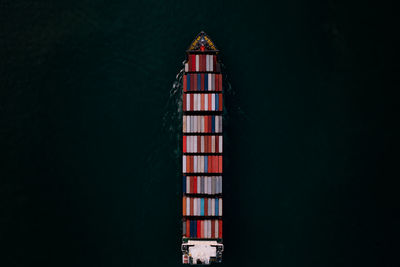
left=1, top=1, right=395, bottom=266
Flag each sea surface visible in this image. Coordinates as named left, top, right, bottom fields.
left=1, top=1, right=392, bottom=266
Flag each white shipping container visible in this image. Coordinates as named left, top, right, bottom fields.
left=196, top=55, right=199, bottom=72
left=185, top=63, right=188, bottom=72
left=197, top=198, right=201, bottom=216
left=219, top=199, right=223, bottom=216
left=198, top=156, right=201, bottom=173
left=186, top=176, right=190, bottom=193
left=208, top=220, right=212, bottom=238
left=198, top=94, right=201, bottom=111
left=209, top=55, right=214, bottom=72
left=183, top=156, right=186, bottom=173
left=187, top=197, right=190, bottom=215
left=219, top=136, right=223, bottom=153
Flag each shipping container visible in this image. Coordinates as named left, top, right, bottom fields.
left=182, top=197, right=222, bottom=216
left=183, top=136, right=223, bottom=153
left=182, top=116, right=222, bottom=133
left=183, top=219, right=222, bottom=239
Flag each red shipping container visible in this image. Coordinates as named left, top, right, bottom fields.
left=183, top=93, right=186, bottom=111
left=205, top=116, right=208, bottom=133
left=186, top=220, right=190, bottom=237
left=215, top=136, right=219, bottom=153
left=191, top=176, right=195, bottom=193
left=219, top=156, right=222, bottom=173
left=183, top=75, right=187, bottom=92
left=190, top=94, right=194, bottom=111
left=197, top=220, right=201, bottom=238
left=219, top=93, right=222, bottom=111
left=192, top=55, right=196, bottom=71
left=208, top=94, right=212, bottom=111
left=201, top=94, right=204, bottom=111
left=218, top=220, right=222, bottom=238
left=193, top=176, right=197, bottom=193
left=183, top=196, right=186, bottom=216
left=189, top=55, right=194, bottom=71
left=213, top=55, right=216, bottom=71
left=183, top=136, right=187, bottom=153
left=200, top=73, right=204, bottom=91
left=204, top=197, right=208, bottom=215
left=193, top=74, right=197, bottom=91
left=219, top=74, right=222, bottom=91
left=200, top=220, right=203, bottom=238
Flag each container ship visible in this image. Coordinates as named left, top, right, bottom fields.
left=181, top=31, right=224, bottom=265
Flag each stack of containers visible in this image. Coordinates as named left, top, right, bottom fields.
left=182, top=51, right=223, bottom=240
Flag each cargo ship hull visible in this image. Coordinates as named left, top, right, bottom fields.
left=181, top=31, right=224, bottom=265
